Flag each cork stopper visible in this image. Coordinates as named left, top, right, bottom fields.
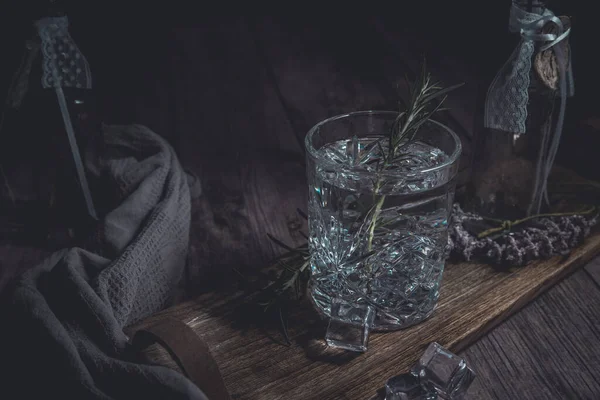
left=534, top=16, right=572, bottom=91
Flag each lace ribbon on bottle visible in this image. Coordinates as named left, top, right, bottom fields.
left=35, top=16, right=92, bottom=90
left=484, top=1, right=575, bottom=215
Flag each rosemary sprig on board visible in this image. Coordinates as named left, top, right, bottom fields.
left=240, top=209, right=309, bottom=344
left=259, top=233, right=310, bottom=312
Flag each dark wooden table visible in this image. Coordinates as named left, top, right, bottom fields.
left=2, top=14, right=599, bottom=399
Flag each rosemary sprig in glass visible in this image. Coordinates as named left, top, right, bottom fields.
left=362, top=63, right=464, bottom=265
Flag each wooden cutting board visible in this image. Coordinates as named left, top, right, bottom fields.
left=125, top=231, right=600, bottom=400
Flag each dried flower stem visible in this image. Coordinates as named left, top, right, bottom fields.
left=477, top=206, right=597, bottom=238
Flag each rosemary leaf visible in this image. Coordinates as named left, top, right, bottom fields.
left=297, top=208, right=308, bottom=220
left=421, top=82, right=465, bottom=104
left=267, top=233, right=294, bottom=250
left=376, top=139, right=388, bottom=165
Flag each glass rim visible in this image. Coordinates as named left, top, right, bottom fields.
left=305, top=110, right=462, bottom=178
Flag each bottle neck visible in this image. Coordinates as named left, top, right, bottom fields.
left=515, top=0, right=546, bottom=14
left=32, top=0, right=67, bottom=20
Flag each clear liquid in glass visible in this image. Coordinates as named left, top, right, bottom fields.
left=308, top=137, right=454, bottom=330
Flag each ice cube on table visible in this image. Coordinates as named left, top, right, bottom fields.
left=325, top=298, right=375, bottom=352
left=412, top=342, right=475, bottom=399
left=385, top=373, right=438, bottom=400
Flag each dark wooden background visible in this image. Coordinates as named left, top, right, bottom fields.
left=1, top=4, right=599, bottom=399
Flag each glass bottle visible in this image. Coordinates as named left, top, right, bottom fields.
left=0, top=9, right=102, bottom=245
left=467, top=0, right=570, bottom=220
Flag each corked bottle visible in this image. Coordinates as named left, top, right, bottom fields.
left=468, top=0, right=574, bottom=220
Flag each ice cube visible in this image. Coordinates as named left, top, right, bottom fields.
left=325, top=298, right=375, bottom=352
left=385, top=373, right=438, bottom=400
left=412, top=342, right=475, bottom=399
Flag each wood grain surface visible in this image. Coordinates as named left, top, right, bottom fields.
left=462, top=269, right=600, bottom=400
left=126, top=233, right=600, bottom=400
left=584, top=255, right=600, bottom=288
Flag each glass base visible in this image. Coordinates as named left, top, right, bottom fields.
left=309, top=283, right=438, bottom=333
